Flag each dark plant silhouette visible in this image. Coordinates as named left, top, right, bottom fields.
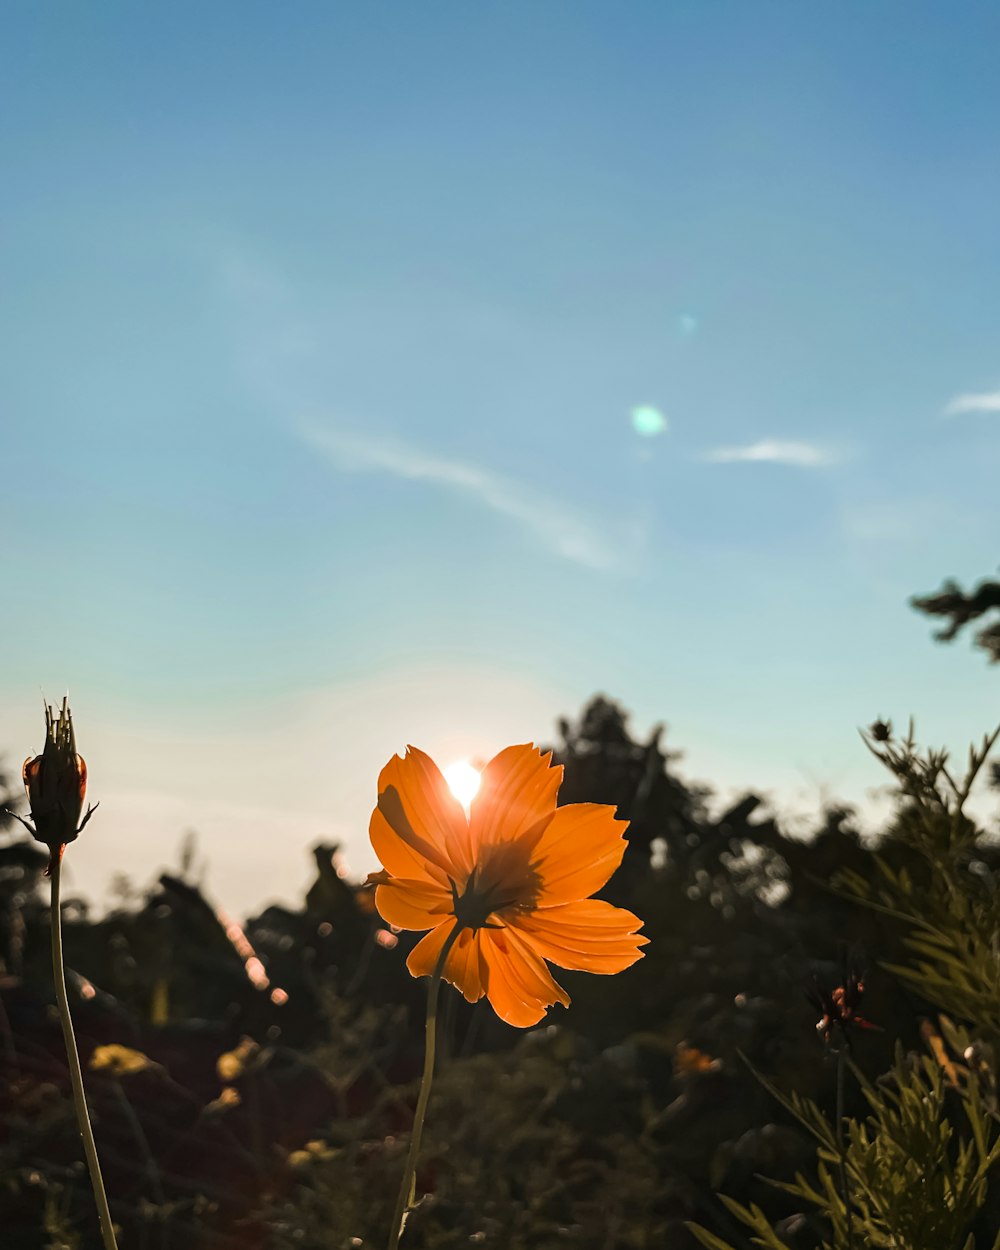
left=911, top=573, right=1000, bottom=661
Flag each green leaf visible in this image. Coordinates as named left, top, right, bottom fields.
left=685, top=1224, right=739, bottom=1250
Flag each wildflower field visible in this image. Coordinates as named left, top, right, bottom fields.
left=4, top=672, right=1000, bottom=1249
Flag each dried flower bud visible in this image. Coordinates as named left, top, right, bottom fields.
left=869, top=718, right=893, bottom=743
left=17, top=698, right=97, bottom=874
left=809, top=969, right=881, bottom=1047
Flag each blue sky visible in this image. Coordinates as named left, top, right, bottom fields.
left=3, top=2, right=1000, bottom=913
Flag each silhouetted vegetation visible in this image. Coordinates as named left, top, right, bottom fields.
left=1, top=686, right=998, bottom=1248
left=912, top=572, right=1000, bottom=662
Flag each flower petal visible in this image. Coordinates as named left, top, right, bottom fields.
left=469, top=744, right=562, bottom=852
left=480, top=924, right=569, bottom=1027
left=370, top=806, right=446, bottom=886
left=374, top=878, right=453, bottom=931
left=510, top=899, right=648, bottom=974
left=405, top=919, right=486, bottom=1003
left=530, top=803, right=629, bottom=905
left=447, top=927, right=487, bottom=1003
left=406, top=918, right=458, bottom=979
left=370, top=747, right=471, bottom=883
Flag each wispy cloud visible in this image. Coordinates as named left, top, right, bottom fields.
left=702, top=439, right=836, bottom=468
left=943, top=389, right=1000, bottom=417
left=302, top=423, right=628, bottom=571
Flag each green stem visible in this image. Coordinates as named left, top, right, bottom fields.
left=835, top=1042, right=855, bottom=1250
left=387, top=924, right=462, bottom=1250
left=50, top=855, right=119, bottom=1250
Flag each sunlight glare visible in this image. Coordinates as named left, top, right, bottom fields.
left=444, top=759, right=481, bottom=811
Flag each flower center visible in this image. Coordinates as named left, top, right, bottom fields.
left=450, top=841, right=540, bottom=931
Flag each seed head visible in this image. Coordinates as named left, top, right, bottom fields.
left=869, top=718, right=893, bottom=743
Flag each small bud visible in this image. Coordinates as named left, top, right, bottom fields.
left=18, top=698, right=97, bottom=874
left=869, top=718, right=892, bottom=743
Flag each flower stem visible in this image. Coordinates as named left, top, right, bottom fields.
left=50, top=856, right=119, bottom=1250
left=835, top=1043, right=854, bottom=1250
left=387, top=925, right=462, bottom=1250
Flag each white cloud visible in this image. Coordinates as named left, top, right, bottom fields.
left=943, top=390, right=1000, bottom=417
left=302, top=423, right=627, bottom=571
left=702, top=439, right=836, bottom=468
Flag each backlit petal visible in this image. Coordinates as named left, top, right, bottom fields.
left=531, top=803, right=629, bottom=905
left=371, top=747, right=471, bottom=881
left=511, top=899, right=648, bottom=973
left=374, top=878, right=453, bottom=931
left=406, top=918, right=458, bottom=979
left=405, top=919, right=485, bottom=1003
left=480, top=924, right=569, bottom=1027
left=370, top=806, right=449, bottom=887
left=469, top=744, right=562, bottom=852
left=448, top=927, right=487, bottom=1002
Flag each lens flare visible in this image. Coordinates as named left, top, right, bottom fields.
left=631, top=405, right=668, bottom=437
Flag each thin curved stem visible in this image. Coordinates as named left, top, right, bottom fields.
left=387, top=924, right=462, bottom=1250
left=835, top=1042, right=855, bottom=1250
left=50, top=855, right=119, bottom=1250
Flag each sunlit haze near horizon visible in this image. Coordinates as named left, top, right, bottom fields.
left=4, top=2, right=1000, bottom=917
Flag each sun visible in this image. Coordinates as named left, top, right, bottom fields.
left=443, top=759, right=481, bottom=811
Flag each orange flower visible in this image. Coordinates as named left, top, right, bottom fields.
left=369, top=743, right=647, bottom=1027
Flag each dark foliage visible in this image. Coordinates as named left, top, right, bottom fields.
left=0, top=698, right=997, bottom=1249
left=911, top=574, right=1000, bottom=662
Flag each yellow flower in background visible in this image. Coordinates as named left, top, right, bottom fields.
left=89, top=1044, right=160, bottom=1077
left=369, top=743, right=647, bottom=1026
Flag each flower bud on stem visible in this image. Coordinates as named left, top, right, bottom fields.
left=11, top=701, right=117, bottom=1249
